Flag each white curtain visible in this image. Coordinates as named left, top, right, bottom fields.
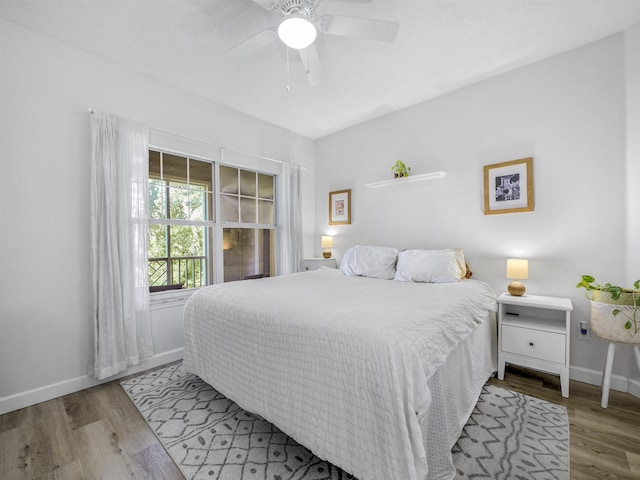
left=90, top=111, right=153, bottom=380
left=277, top=162, right=303, bottom=275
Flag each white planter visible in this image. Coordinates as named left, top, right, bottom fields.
left=589, top=291, right=640, bottom=345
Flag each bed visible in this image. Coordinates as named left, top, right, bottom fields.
left=183, top=246, right=497, bottom=480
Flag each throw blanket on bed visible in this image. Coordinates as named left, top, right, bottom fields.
left=183, top=268, right=496, bottom=480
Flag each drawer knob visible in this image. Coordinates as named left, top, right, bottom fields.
left=529, top=342, right=534, bottom=347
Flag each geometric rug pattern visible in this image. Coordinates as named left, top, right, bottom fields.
left=452, top=384, right=569, bottom=479
left=121, top=363, right=569, bottom=480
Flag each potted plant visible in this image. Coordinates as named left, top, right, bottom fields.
left=391, top=160, right=411, bottom=178
left=576, top=275, right=640, bottom=343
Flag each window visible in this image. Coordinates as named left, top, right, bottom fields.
left=219, top=165, right=275, bottom=282
left=148, top=151, right=213, bottom=291
left=148, top=149, right=276, bottom=292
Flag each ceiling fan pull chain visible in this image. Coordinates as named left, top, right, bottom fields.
left=286, top=45, right=291, bottom=93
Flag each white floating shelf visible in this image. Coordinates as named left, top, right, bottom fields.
left=365, top=171, right=447, bottom=189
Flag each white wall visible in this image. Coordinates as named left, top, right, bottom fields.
left=626, top=24, right=640, bottom=286
left=315, top=33, right=639, bottom=394
left=0, top=19, right=315, bottom=413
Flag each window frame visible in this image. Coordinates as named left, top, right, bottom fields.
left=147, top=143, right=278, bottom=307
left=216, top=163, right=276, bottom=283
left=148, top=151, right=215, bottom=292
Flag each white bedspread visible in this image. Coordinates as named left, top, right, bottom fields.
left=183, top=268, right=497, bottom=480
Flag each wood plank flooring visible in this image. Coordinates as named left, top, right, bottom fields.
left=1, top=365, right=639, bottom=479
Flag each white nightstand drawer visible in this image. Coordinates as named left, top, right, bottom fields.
left=502, top=324, right=566, bottom=364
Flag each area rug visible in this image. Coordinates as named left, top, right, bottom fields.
left=120, top=363, right=569, bottom=480
left=451, top=384, right=569, bottom=479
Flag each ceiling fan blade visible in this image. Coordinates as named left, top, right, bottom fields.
left=298, top=43, right=323, bottom=86
left=251, top=0, right=281, bottom=13
left=319, top=15, right=399, bottom=42
left=222, top=28, right=277, bottom=57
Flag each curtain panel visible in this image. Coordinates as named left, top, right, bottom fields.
left=277, top=162, right=303, bottom=275
left=90, top=111, right=153, bottom=380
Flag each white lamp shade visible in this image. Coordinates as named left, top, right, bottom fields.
left=506, top=258, right=529, bottom=280
left=321, top=235, right=333, bottom=248
left=278, top=16, right=317, bottom=49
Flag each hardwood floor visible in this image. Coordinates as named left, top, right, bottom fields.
left=0, top=378, right=183, bottom=480
left=1, top=365, right=639, bottom=479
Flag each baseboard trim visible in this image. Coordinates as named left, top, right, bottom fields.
left=0, top=348, right=183, bottom=415
left=570, top=364, right=640, bottom=400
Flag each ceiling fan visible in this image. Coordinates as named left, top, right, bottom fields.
left=226, top=0, right=400, bottom=86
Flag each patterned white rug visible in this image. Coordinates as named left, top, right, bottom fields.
left=452, top=383, right=569, bottom=479
left=121, top=363, right=569, bottom=480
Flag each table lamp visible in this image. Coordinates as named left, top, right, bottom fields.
left=506, top=258, right=528, bottom=296
left=321, top=235, right=333, bottom=258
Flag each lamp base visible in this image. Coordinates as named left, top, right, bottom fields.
left=508, top=281, right=526, bottom=296
left=322, top=251, right=331, bottom=259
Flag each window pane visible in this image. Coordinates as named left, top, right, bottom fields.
left=169, top=182, right=210, bottom=220
left=189, top=188, right=213, bottom=222
left=148, top=225, right=212, bottom=290
left=220, top=166, right=238, bottom=194
left=223, top=228, right=273, bottom=282
left=168, top=182, right=190, bottom=220
left=149, top=150, right=162, bottom=178
left=258, top=199, right=274, bottom=224
left=149, top=179, right=166, bottom=219
left=220, top=194, right=239, bottom=223
left=163, top=153, right=188, bottom=181
left=240, top=170, right=257, bottom=197
left=190, top=159, right=211, bottom=183
left=189, top=159, right=213, bottom=222
left=169, top=225, right=204, bottom=257
left=149, top=224, right=167, bottom=258
left=258, top=173, right=274, bottom=199
left=149, top=224, right=168, bottom=287
left=240, top=197, right=256, bottom=224
left=187, top=184, right=208, bottom=222
left=169, top=225, right=208, bottom=288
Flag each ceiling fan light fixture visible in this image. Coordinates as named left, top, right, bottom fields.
left=278, top=16, right=317, bottom=49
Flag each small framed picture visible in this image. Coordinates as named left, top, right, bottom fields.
left=483, top=157, right=534, bottom=215
left=329, top=189, right=351, bottom=225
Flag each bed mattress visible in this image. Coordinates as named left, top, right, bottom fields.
left=183, top=267, right=497, bottom=480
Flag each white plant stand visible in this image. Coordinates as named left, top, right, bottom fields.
left=588, top=297, right=640, bottom=408
left=599, top=343, right=640, bottom=408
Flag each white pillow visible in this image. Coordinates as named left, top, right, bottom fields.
left=340, top=245, right=399, bottom=280
left=394, top=248, right=466, bottom=283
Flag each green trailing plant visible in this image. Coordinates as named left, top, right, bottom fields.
left=391, top=160, right=411, bottom=178
left=577, top=275, right=640, bottom=336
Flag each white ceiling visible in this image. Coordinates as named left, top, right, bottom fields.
left=3, top=0, right=640, bottom=139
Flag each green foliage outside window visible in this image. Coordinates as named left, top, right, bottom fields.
left=148, top=178, right=209, bottom=288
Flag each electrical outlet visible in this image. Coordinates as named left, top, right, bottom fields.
left=578, top=320, right=591, bottom=340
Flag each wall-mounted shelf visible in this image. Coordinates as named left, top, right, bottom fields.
left=365, top=171, right=447, bottom=189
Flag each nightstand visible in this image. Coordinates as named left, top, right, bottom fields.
left=497, top=293, right=573, bottom=398
left=301, top=258, right=337, bottom=271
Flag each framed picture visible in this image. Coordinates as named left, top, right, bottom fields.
left=329, top=189, right=351, bottom=225
left=483, top=157, right=534, bottom=215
